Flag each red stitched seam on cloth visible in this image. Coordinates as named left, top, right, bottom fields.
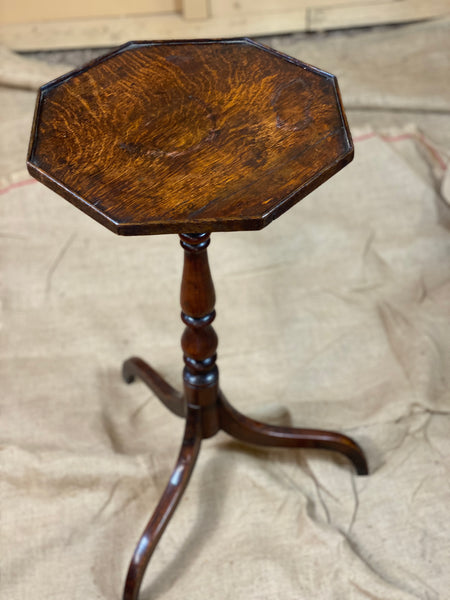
left=0, top=178, right=37, bottom=195
left=353, top=131, right=448, bottom=170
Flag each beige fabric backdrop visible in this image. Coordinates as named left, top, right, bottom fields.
left=1, top=20, right=450, bottom=600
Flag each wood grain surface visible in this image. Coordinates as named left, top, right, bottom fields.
left=27, top=39, right=353, bottom=235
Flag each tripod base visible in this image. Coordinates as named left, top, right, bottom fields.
left=122, top=356, right=368, bottom=600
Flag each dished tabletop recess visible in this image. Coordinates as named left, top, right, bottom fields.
left=27, top=39, right=353, bottom=236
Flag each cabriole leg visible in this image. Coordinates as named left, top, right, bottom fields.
left=122, top=356, right=185, bottom=418
left=219, top=392, right=368, bottom=475
left=123, top=406, right=202, bottom=600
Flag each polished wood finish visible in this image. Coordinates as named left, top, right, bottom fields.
left=123, top=406, right=202, bottom=600
left=27, top=39, right=353, bottom=235
left=218, top=392, right=368, bottom=476
left=180, top=233, right=220, bottom=438
left=122, top=233, right=368, bottom=600
left=26, top=39, right=367, bottom=600
left=122, top=357, right=185, bottom=418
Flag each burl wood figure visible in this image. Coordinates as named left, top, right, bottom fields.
left=27, top=39, right=368, bottom=600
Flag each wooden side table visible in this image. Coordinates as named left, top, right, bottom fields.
left=27, top=39, right=368, bottom=600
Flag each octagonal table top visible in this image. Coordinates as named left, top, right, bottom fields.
left=27, top=38, right=353, bottom=236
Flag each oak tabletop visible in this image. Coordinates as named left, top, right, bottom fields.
left=27, top=39, right=353, bottom=236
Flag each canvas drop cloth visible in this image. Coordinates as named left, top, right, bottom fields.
left=1, top=21, right=450, bottom=600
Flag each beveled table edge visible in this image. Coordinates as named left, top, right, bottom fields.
left=26, top=38, right=354, bottom=236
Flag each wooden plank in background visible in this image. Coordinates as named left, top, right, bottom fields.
left=0, top=11, right=308, bottom=50
left=309, top=0, right=450, bottom=30
left=1, top=0, right=180, bottom=26
left=210, top=0, right=366, bottom=18
left=0, top=1, right=448, bottom=51
left=182, top=0, right=210, bottom=20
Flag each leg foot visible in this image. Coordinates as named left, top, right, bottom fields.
left=218, top=393, right=368, bottom=475
left=123, top=406, right=202, bottom=600
left=123, top=357, right=185, bottom=417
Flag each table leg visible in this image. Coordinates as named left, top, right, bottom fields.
left=123, top=405, right=202, bottom=600
left=218, top=392, right=368, bottom=475
left=122, top=356, right=185, bottom=417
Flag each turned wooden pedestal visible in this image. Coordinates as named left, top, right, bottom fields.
left=27, top=38, right=368, bottom=600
